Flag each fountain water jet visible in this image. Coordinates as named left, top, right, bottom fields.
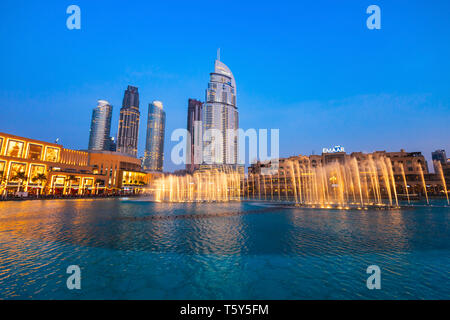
left=434, top=161, right=449, bottom=205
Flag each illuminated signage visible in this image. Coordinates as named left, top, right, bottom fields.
left=323, top=145, right=345, bottom=154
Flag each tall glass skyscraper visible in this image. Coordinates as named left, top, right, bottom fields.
left=117, top=85, right=140, bottom=157
left=203, top=50, right=238, bottom=166
left=143, top=101, right=166, bottom=172
left=88, top=100, right=113, bottom=151
left=186, top=98, right=203, bottom=173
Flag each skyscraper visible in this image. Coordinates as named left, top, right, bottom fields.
left=202, top=50, right=238, bottom=166
left=186, top=98, right=203, bottom=173
left=117, top=85, right=140, bottom=157
left=88, top=100, right=113, bottom=151
left=143, top=101, right=166, bottom=172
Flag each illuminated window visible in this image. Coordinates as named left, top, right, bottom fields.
left=45, top=147, right=60, bottom=162
left=6, top=139, right=24, bottom=158
left=0, top=137, right=3, bottom=154
left=8, top=162, right=27, bottom=181
left=54, top=176, right=65, bottom=186
left=28, top=144, right=43, bottom=160
left=0, top=161, right=5, bottom=175
left=29, top=164, right=46, bottom=182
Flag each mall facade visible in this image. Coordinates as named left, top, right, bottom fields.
left=0, top=132, right=153, bottom=196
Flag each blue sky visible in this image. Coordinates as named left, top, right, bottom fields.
left=0, top=0, right=449, bottom=172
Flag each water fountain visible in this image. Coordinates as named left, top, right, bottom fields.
left=244, top=155, right=404, bottom=209
left=153, top=168, right=242, bottom=202
left=149, top=155, right=447, bottom=208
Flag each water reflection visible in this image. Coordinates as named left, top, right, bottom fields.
left=0, top=199, right=449, bottom=299
left=0, top=199, right=448, bottom=256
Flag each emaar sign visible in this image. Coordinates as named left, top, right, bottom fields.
left=323, top=145, right=345, bottom=153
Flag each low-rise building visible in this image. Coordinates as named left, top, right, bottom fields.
left=0, top=132, right=152, bottom=197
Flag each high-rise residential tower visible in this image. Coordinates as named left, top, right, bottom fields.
left=186, top=98, right=203, bottom=173
left=88, top=100, right=113, bottom=151
left=117, top=85, right=140, bottom=157
left=143, top=101, right=166, bottom=172
left=202, top=50, right=238, bottom=166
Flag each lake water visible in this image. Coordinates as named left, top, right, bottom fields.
left=0, top=198, right=449, bottom=299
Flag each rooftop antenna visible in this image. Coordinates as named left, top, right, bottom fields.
left=217, top=48, right=220, bottom=61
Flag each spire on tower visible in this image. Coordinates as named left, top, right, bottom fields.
left=217, top=48, right=220, bottom=61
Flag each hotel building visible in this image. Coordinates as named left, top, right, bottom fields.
left=202, top=50, right=238, bottom=167
left=117, top=85, right=140, bottom=157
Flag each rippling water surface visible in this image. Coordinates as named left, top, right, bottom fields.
left=0, top=198, right=449, bottom=299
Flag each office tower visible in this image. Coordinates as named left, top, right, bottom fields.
left=117, top=85, right=140, bottom=157
left=432, top=150, right=447, bottom=164
left=202, top=49, right=238, bottom=166
left=186, top=98, right=203, bottom=173
left=88, top=100, right=113, bottom=151
left=143, top=101, right=166, bottom=172
left=432, top=149, right=447, bottom=172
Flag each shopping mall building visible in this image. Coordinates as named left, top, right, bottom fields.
left=0, top=132, right=153, bottom=196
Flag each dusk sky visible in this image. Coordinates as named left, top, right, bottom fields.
left=1, top=0, right=449, bottom=172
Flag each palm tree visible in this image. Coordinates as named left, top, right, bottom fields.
left=32, top=173, right=47, bottom=196
left=12, top=171, right=28, bottom=193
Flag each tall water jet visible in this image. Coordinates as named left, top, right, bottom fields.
left=154, top=169, right=242, bottom=202
left=399, top=163, right=410, bottom=204
left=434, top=161, right=449, bottom=205
left=417, top=163, right=429, bottom=205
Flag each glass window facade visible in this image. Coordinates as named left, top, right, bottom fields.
left=6, top=140, right=24, bottom=158
left=88, top=100, right=113, bottom=151
left=28, top=144, right=43, bottom=160
left=45, top=147, right=60, bottom=162
left=0, top=160, right=5, bottom=175
left=117, top=86, right=140, bottom=157
left=8, top=162, right=26, bottom=180
left=143, top=101, right=166, bottom=172
left=29, top=164, right=46, bottom=182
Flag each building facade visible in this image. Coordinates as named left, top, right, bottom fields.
left=88, top=150, right=150, bottom=192
left=202, top=51, right=238, bottom=167
left=247, top=149, right=447, bottom=200
left=0, top=132, right=151, bottom=197
left=143, top=101, right=166, bottom=172
left=88, top=100, right=113, bottom=151
left=186, top=98, right=203, bottom=173
left=117, top=85, right=140, bottom=157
